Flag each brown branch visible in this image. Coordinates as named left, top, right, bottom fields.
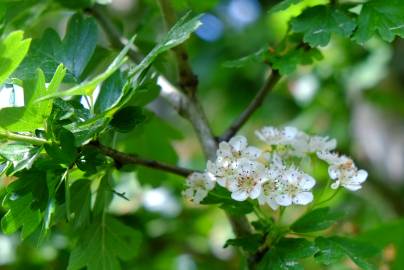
left=156, top=0, right=198, bottom=96
left=93, top=142, right=196, bottom=177
left=219, top=70, right=281, bottom=142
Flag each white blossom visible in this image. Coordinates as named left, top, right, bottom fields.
left=184, top=125, right=367, bottom=208
left=274, top=168, right=316, bottom=206
left=258, top=167, right=282, bottom=210
left=183, top=172, right=215, bottom=204
left=256, top=126, right=337, bottom=156
left=255, top=126, right=300, bottom=146
left=218, top=135, right=262, bottom=161
left=291, top=135, right=336, bottom=156
left=227, top=158, right=266, bottom=201
left=317, top=151, right=368, bottom=191
left=207, top=135, right=262, bottom=188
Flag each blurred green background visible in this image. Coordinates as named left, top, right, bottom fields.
left=1, top=0, right=404, bottom=269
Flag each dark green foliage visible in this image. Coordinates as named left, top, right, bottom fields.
left=0, top=0, right=402, bottom=269
left=291, top=6, right=356, bottom=47
left=14, top=13, right=97, bottom=82
left=291, top=207, right=343, bottom=233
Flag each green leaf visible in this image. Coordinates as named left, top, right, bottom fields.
left=269, top=0, right=302, bottom=13
left=110, top=106, right=146, bottom=133
left=223, top=48, right=267, bottom=68
left=291, top=6, right=356, bottom=47
left=14, top=13, right=97, bottom=82
left=61, top=13, right=98, bottom=78
left=224, top=43, right=322, bottom=75
left=70, top=179, right=91, bottom=228
left=224, top=234, right=262, bottom=252
left=36, top=36, right=131, bottom=100
left=64, top=115, right=109, bottom=146
left=76, top=146, right=106, bottom=174
left=67, top=216, right=141, bottom=270
left=0, top=65, right=65, bottom=132
left=354, top=0, right=404, bottom=43
left=258, top=238, right=317, bottom=270
left=201, top=185, right=233, bottom=204
left=258, top=248, right=302, bottom=270
left=82, top=13, right=200, bottom=112
left=277, top=238, right=318, bottom=260
left=1, top=192, right=42, bottom=239
left=94, top=71, right=126, bottom=114
left=45, top=129, right=77, bottom=165
left=0, top=142, right=41, bottom=173
left=54, top=0, right=93, bottom=10
left=291, top=207, right=342, bottom=233
left=93, top=175, right=113, bottom=216
left=201, top=186, right=254, bottom=215
left=0, top=30, right=31, bottom=85
left=219, top=200, right=254, bottom=216
left=1, top=168, right=52, bottom=239
left=128, top=13, right=202, bottom=79
left=315, top=236, right=379, bottom=270
left=269, top=46, right=322, bottom=75
left=128, top=79, right=160, bottom=107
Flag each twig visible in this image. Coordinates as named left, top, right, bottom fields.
left=219, top=70, right=281, bottom=142
left=93, top=142, right=196, bottom=177
left=0, top=129, right=48, bottom=145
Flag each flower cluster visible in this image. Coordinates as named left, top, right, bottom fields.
left=183, top=126, right=368, bottom=208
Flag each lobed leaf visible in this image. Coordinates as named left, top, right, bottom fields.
left=354, top=0, right=404, bottom=43
left=315, top=236, right=379, bottom=270
left=0, top=65, right=65, bottom=132
left=291, top=207, right=343, bottom=233
left=67, top=216, right=142, bottom=270
left=291, top=6, right=356, bottom=47
left=0, top=31, right=31, bottom=85
left=14, top=13, right=97, bottom=82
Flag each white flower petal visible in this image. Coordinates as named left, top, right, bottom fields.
left=354, top=170, right=368, bottom=184
left=275, top=194, right=292, bottom=206
left=205, top=178, right=216, bottom=190
left=243, top=146, right=262, bottom=159
left=231, top=190, right=249, bottom=201
left=229, top=135, right=247, bottom=152
left=206, top=160, right=217, bottom=174
left=183, top=188, right=194, bottom=199
left=283, top=126, right=299, bottom=140
left=194, top=189, right=208, bottom=204
left=299, top=174, right=316, bottom=190
left=343, top=184, right=362, bottom=191
left=293, top=192, right=313, bottom=205
left=328, top=166, right=340, bottom=179
left=218, top=142, right=232, bottom=157
left=267, top=197, right=280, bottom=210
left=249, top=185, right=262, bottom=199
left=217, top=177, right=229, bottom=188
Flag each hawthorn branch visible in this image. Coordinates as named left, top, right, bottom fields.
left=219, top=70, right=281, bottom=142
left=90, top=6, right=253, bottom=263
left=93, top=142, right=196, bottom=177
